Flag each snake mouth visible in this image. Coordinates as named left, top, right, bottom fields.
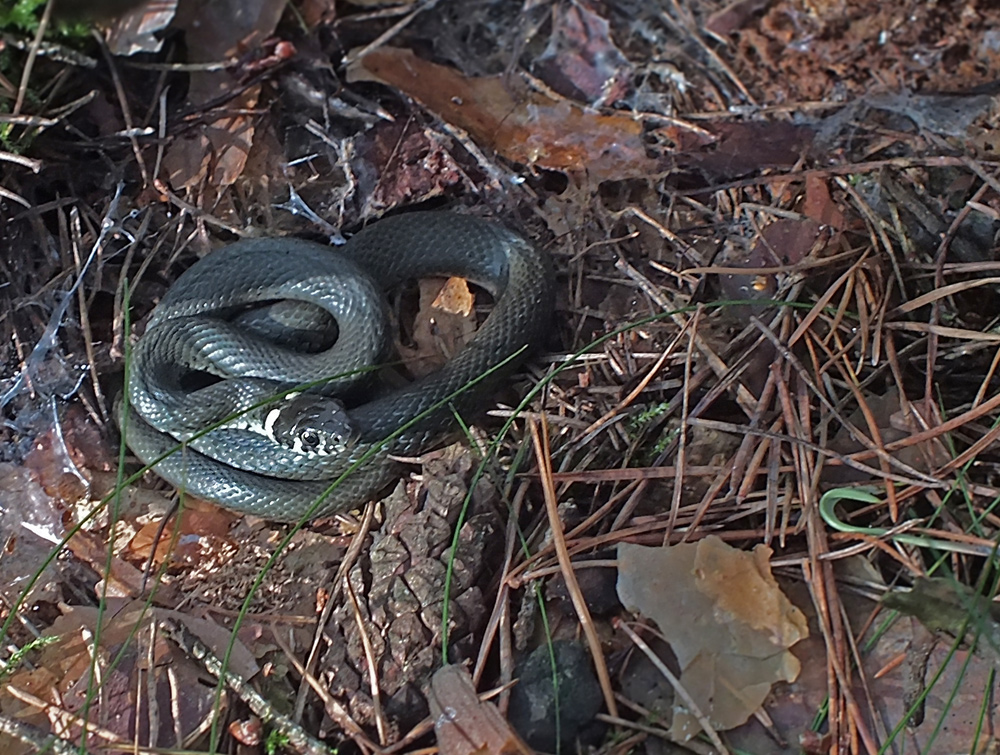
left=261, top=393, right=361, bottom=454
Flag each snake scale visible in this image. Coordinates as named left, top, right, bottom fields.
left=120, top=212, right=553, bottom=521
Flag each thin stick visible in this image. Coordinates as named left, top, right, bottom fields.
left=529, top=417, right=618, bottom=719
left=345, top=577, right=389, bottom=745
left=615, top=620, right=729, bottom=754
left=158, top=619, right=332, bottom=755
left=13, top=0, right=53, bottom=116
left=0, top=712, right=93, bottom=755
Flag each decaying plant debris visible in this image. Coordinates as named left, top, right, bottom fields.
left=1, top=0, right=1000, bottom=753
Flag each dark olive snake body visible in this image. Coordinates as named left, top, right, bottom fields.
left=120, top=212, right=553, bottom=521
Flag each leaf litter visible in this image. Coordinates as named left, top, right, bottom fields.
left=1, top=0, right=1000, bottom=753
left=617, top=537, right=809, bottom=742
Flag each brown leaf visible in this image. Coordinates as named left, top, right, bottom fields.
left=673, top=121, right=814, bottom=178
left=351, top=47, right=663, bottom=180
left=104, top=0, right=178, bottom=56
left=161, top=0, right=288, bottom=191
left=66, top=529, right=164, bottom=600
left=617, top=537, right=808, bottom=740
left=824, top=388, right=950, bottom=486
left=398, top=278, right=478, bottom=378
left=23, top=404, right=116, bottom=504
left=429, top=665, right=532, bottom=755
left=803, top=174, right=848, bottom=230
left=0, top=600, right=258, bottom=751
left=127, top=505, right=237, bottom=569
left=705, top=0, right=771, bottom=37
left=717, top=216, right=826, bottom=312
left=533, top=0, right=632, bottom=104
left=162, top=132, right=212, bottom=191
left=358, top=121, right=472, bottom=213
left=204, top=88, right=260, bottom=187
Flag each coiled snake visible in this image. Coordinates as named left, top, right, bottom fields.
left=120, top=212, right=553, bottom=521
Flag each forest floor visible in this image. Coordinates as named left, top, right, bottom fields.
left=1, top=0, right=1000, bottom=754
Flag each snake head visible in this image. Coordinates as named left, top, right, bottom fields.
left=264, top=394, right=359, bottom=455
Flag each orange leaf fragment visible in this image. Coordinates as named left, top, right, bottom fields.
left=399, top=279, right=477, bottom=377
left=432, top=276, right=475, bottom=317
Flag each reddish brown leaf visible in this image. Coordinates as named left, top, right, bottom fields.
left=66, top=529, right=165, bottom=600
left=352, top=47, right=662, bottom=180
left=534, top=0, right=632, bottom=105
left=803, top=174, right=847, bottom=230
left=127, top=505, right=237, bottom=569
left=717, top=217, right=824, bottom=310
left=705, top=0, right=771, bottom=37
left=357, top=121, right=471, bottom=213
left=675, top=121, right=814, bottom=178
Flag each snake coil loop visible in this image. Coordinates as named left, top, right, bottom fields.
left=120, top=212, right=554, bottom=521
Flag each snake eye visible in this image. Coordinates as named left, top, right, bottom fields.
left=300, top=429, right=321, bottom=450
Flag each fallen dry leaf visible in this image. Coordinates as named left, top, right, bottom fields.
left=705, top=0, right=771, bottom=37
left=0, top=599, right=257, bottom=752
left=671, top=120, right=814, bottom=179
left=104, top=0, right=178, bottom=56
left=432, top=277, right=475, bottom=317
left=66, top=528, right=181, bottom=603
left=162, top=0, right=288, bottom=191
left=127, top=504, right=237, bottom=569
left=429, top=665, right=531, bottom=755
left=716, top=214, right=829, bottom=316
left=350, top=47, right=663, bottom=181
left=617, top=536, right=808, bottom=741
left=398, top=278, right=478, bottom=378
left=358, top=121, right=472, bottom=214
left=823, top=387, right=951, bottom=486
left=803, top=174, right=848, bottom=231
left=533, top=0, right=632, bottom=105
left=162, top=132, right=212, bottom=191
